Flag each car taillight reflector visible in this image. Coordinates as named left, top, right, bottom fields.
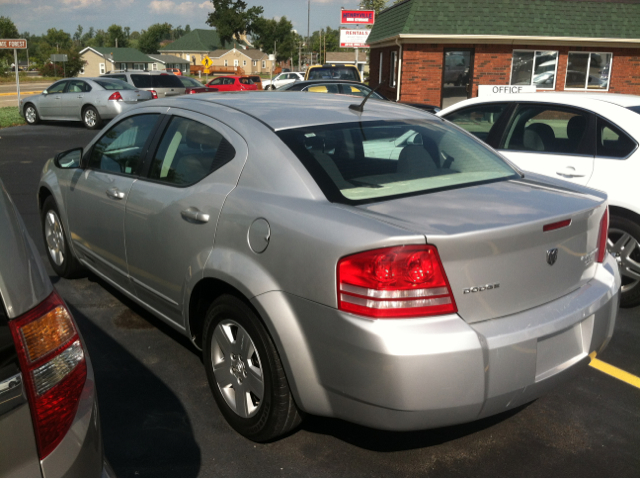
left=9, top=291, right=87, bottom=459
left=150, top=90, right=158, bottom=99
left=597, top=207, right=609, bottom=263
left=337, top=245, right=457, bottom=318
left=108, top=91, right=123, bottom=101
left=543, top=219, right=571, bottom=232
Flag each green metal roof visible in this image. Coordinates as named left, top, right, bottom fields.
left=368, top=0, right=640, bottom=43
left=90, top=47, right=154, bottom=63
left=159, top=29, right=247, bottom=52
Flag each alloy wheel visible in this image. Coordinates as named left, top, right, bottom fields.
left=44, top=210, right=66, bottom=266
left=25, top=106, right=36, bottom=123
left=84, top=109, right=97, bottom=128
left=607, top=227, right=640, bottom=293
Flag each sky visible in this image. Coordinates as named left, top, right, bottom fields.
left=0, top=0, right=381, bottom=38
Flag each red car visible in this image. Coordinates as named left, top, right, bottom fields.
left=206, top=76, right=257, bottom=91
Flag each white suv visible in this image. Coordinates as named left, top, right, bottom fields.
left=438, top=93, right=640, bottom=307
left=262, top=72, right=304, bottom=90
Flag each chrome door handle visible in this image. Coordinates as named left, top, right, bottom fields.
left=556, top=167, right=585, bottom=178
left=77, top=95, right=83, bottom=98
left=181, top=208, right=210, bottom=223
left=106, top=187, right=125, bottom=200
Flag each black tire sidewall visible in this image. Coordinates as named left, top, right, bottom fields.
left=609, top=215, right=640, bottom=308
left=203, top=295, right=279, bottom=440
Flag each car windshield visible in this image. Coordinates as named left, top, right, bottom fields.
left=276, top=83, right=297, bottom=91
left=627, top=106, right=640, bottom=115
left=308, top=67, right=360, bottom=81
left=94, top=79, right=137, bottom=90
left=277, top=120, right=519, bottom=204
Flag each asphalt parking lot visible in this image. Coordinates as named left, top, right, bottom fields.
left=1, top=121, right=639, bottom=477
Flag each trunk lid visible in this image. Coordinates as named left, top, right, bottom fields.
left=355, top=177, right=607, bottom=323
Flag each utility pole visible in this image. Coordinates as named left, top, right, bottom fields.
left=307, top=0, right=310, bottom=68
left=298, top=40, right=301, bottom=72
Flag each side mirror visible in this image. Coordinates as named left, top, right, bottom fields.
left=54, top=147, right=83, bottom=169
left=42, top=90, right=48, bottom=95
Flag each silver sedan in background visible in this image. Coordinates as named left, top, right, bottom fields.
left=38, top=92, right=619, bottom=442
left=20, top=77, right=153, bottom=129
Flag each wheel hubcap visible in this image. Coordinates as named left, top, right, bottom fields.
left=607, top=227, right=640, bottom=293
left=211, top=320, right=264, bottom=418
left=85, top=110, right=96, bottom=127
left=25, top=107, right=36, bottom=123
left=45, top=210, right=65, bottom=266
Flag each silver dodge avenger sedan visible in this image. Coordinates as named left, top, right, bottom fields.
left=38, top=92, right=620, bottom=441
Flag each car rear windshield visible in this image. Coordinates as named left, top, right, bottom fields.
left=308, top=67, right=360, bottom=81
left=277, top=120, right=519, bottom=204
left=180, top=77, right=203, bottom=88
left=94, top=79, right=137, bottom=90
left=130, top=74, right=185, bottom=88
left=627, top=106, right=640, bottom=115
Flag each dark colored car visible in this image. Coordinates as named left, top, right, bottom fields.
left=179, top=76, right=219, bottom=94
left=0, top=177, right=110, bottom=476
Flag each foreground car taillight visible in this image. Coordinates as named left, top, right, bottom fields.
left=337, top=245, right=457, bottom=318
left=9, top=291, right=87, bottom=459
left=597, top=207, right=609, bottom=263
left=150, top=90, right=158, bottom=99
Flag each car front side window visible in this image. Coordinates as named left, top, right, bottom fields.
left=47, top=81, right=68, bottom=94
left=89, top=114, right=159, bottom=175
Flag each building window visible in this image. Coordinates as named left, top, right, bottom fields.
left=152, top=63, right=157, bottom=71
left=224, top=60, right=228, bottom=66
left=565, top=52, right=612, bottom=91
left=119, top=62, right=127, bottom=71
left=243, top=60, right=247, bottom=66
left=379, top=52, right=383, bottom=84
left=262, top=60, right=266, bottom=68
left=253, top=60, right=257, bottom=67
left=234, top=59, right=239, bottom=67
left=133, top=63, right=144, bottom=71
left=389, top=51, right=397, bottom=88
left=99, top=63, right=105, bottom=74
left=510, top=50, right=558, bottom=90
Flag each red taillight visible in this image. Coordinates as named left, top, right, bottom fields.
left=108, top=91, right=123, bottom=101
left=597, top=207, right=609, bottom=263
left=150, top=90, right=158, bottom=99
left=337, top=245, right=457, bottom=318
left=186, top=88, right=196, bottom=94
left=9, top=291, right=87, bottom=459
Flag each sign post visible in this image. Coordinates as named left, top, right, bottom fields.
left=1, top=39, right=27, bottom=105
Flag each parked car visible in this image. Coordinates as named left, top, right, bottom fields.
left=247, top=76, right=264, bottom=91
left=438, top=93, right=640, bottom=306
left=19, top=77, right=153, bottom=129
left=262, top=72, right=304, bottom=90
left=179, top=76, right=219, bottom=94
left=277, top=80, right=441, bottom=113
left=205, top=76, right=258, bottom=91
left=101, top=71, right=186, bottom=99
left=305, top=63, right=362, bottom=82
left=164, top=67, right=182, bottom=76
left=0, top=178, right=110, bottom=476
left=38, top=92, right=619, bottom=442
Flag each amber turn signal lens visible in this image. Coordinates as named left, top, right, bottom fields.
left=20, top=306, right=75, bottom=363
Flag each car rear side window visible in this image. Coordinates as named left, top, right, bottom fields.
left=304, top=84, right=340, bottom=94
left=130, top=75, right=152, bottom=88
left=443, top=103, right=509, bottom=142
left=502, top=105, right=591, bottom=155
left=94, top=79, right=137, bottom=90
left=277, top=120, right=518, bottom=204
left=151, top=75, right=185, bottom=88
left=89, top=114, right=159, bottom=175
left=148, top=116, right=236, bottom=186
left=308, top=67, right=359, bottom=81
left=597, top=117, right=637, bottom=159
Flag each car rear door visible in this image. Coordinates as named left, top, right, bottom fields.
left=497, top=103, right=596, bottom=185
left=123, top=109, right=248, bottom=327
left=61, top=79, right=90, bottom=120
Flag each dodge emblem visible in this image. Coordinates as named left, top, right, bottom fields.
left=547, top=248, right=559, bottom=266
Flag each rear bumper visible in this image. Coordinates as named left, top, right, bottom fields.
left=252, top=253, right=620, bottom=431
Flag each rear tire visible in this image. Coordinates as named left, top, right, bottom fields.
left=41, top=196, right=84, bottom=278
left=24, top=104, right=40, bottom=125
left=82, top=106, right=102, bottom=130
left=608, top=215, right=640, bottom=308
left=203, top=295, right=302, bottom=441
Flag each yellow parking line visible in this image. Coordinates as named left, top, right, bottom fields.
left=0, top=91, right=42, bottom=97
left=589, top=352, right=640, bottom=389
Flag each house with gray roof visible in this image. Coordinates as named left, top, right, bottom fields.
left=79, top=47, right=155, bottom=77
left=368, top=0, right=640, bottom=108
left=147, top=54, right=191, bottom=74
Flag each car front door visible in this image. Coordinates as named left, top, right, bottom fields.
left=61, top=80, right=90, bottom=120
left=124, top=109, right=248, bottom=327
left=65, top=112, right=162, bottom=289
left=497, top=103, right=595, bottom=185
left=38, top=80, right=68, bottom=118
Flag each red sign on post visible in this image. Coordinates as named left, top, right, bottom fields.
left=0, top=39, right=27, bottom=49
left=341, top=10, right=375, bottom=25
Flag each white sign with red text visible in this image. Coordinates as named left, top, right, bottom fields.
left=339, top=29, right=370, bottom=48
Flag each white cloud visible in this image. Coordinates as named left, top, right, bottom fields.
left=60, top=0, right=102, bottom=7
left=0, top=0, right=29, bottom=3
left=150, top=0, right=211, bottom=15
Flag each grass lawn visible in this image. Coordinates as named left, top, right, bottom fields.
left=0, top=107, right=25, bottom=128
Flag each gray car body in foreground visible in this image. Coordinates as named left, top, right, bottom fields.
left=0, top=179, right=109, bottom=476
left=38, top=92, right=620, bottom=433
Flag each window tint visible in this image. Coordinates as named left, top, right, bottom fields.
left=67, top=80, right=90, bottom=93
left=130, top=75, right=152, bottom=88
left=209, top=78, right=224, bottom=86
left=597, top=117, right=637, bottom=158
left=148, top=117, right=236, bottom=186
left=151, top=75, right=184, bottom=88
left=239, top=77, right=252, bottom=84
left=443, top=103, right=509, bottom=141
left=89, top=114, right=159, bottom=174
left=502, top=105, right=590, bottom=155
left=304, top=84, right=340, bottom=94
left=94, top=79, right=137, bottom=90
left=308, top=67, right=360, bottom=81
left=277, top=120, right=517, bottom=204
left=47, top=81, right=67, bottom=94
left=180, top=77, right=202, bottom=88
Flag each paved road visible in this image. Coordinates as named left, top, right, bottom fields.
left=1, top=123, right=639, bottom=477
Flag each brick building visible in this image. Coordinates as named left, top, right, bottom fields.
left=368, top=0, right=640, bottom=108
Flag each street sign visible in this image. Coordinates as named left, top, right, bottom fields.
left=0, top=39, right=27, bottom=49
left=202, top=56, right=212, bottom=68
left=341, top=10, right=375, bottom=25
left=339, top=29, right=370, bottom=48
left=50, top=54, right=68, bottom=62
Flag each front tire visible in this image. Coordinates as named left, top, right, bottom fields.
left=203, top=295, right=302, bottom=441
left=41, top=196, right=84, bottom=278
left=608, top=215, right=640, bottom=307
left=82, top=106, right=102, bottom=130
left=24, top=104, right=40, bottom=125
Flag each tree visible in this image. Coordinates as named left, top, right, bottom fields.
left=106, top=24, right=129, bottom=48
left=40, top=47, right=86, bottom=77
left=252, top=16, right=296, bottom=61
left=0, top=16, right=20, bottom=65
left=206, top=0, right=263, bottom=46
left=359, top=0, right=389, bottom=14
left=138, top=23, right=172, bottom=54
left=73, top=25, right=83, bottom=46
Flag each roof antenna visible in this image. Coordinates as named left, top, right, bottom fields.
left=349, top=80, right=386, bottom=113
